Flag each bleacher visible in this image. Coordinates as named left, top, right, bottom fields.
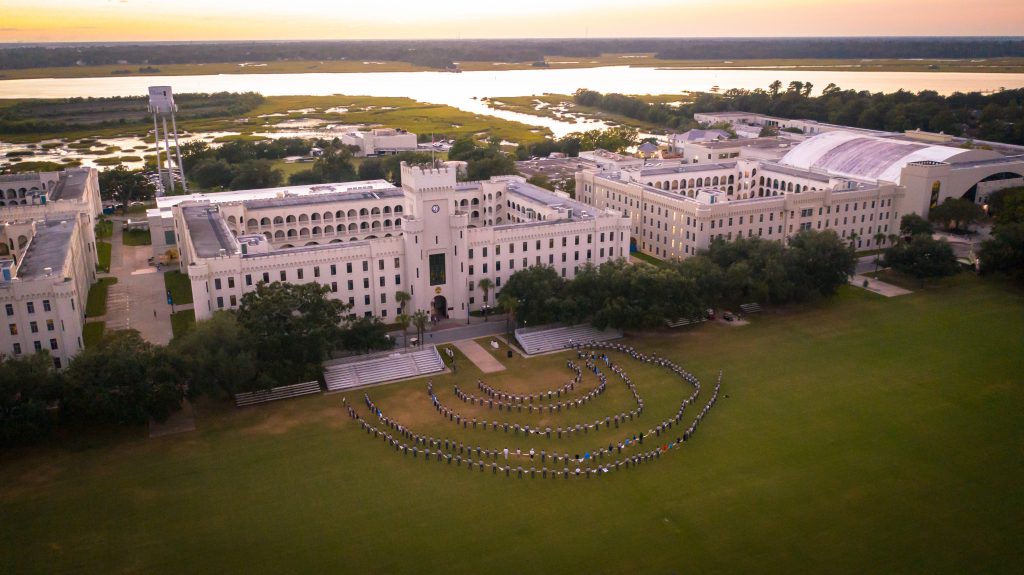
left=740, top=302, right=763, bottom=314
left=324, top=346, right=445, bottom=392
left=665, top=317, right=706, bottom=328
left=514, top=324, right=623, bottom=356
left=234, top=380, right=321, bottom=407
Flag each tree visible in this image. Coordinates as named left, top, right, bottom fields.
left=786, top=230, right=857, bottom=298
left=873, top=231, right=888, bottom=272
left=229, top=160, right=283, bottom=190
left=358, top=157, right=386, bottom=180
left=883, top=235, right=959, bottom=286
left=0, top=352, right=62, bottom=446
left=396, top=313, right=411, bottom=351
left=758, top=125, right=779, bottom=137
left=476, top=278, right=494, bottom=319
left=929, top=197, right=985, bottom=233
left=62, top=330, right=184, bottom=425
left=190, top=158, right=235, bottom=190
left=169, top=311, right=259, bottom=398
left=411, top=310, right=429, bottom=344
left=395, top=290, right=411, bottom=314
left=339, top=317, right=394, bottom=354
left=236, top=281, right=350, bottom=387
left=498, top=293, right=518, bottom=340
left=98, top=165, right=156, bottom=207
left=498, top=265, right=565, bottom=327
left=987, top=187, right=1024, bottom=225
left=769, top=80, right=783, bottom=98
left=979, top=222, right=1024, bottom=284
left=900, top=213, right=934, bottom=237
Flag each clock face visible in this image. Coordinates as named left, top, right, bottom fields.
left=431, top=204, right=440, bottom=213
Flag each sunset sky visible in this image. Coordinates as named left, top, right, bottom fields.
left=2, top=0, right=1022, bottom=42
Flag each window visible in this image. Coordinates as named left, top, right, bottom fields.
left=347, top=280, right=354, bottom=290
left=331, top=282, right=338, bottom=293
left=9, top=324, right=16, bottom=335
left=217, top=297, right=224, bottom=309
left=26, top=302, right=34, bottom=314
left=280, top=270, right=287, bottom=281
left=4, top=304, right=12, bottom=316
left=49, top=338, right=58, bottom=350
left=43, top=300, right=51, bottom=312
left=469, top=248, right=474, bottom=259
left=12, top=343, right=20, bottom=355
left=330, top=264, right=337, bottom=276
left=46, top=319, right=54, bottom=332
left=30, top=321, right=38, bottom=333
left=429, top=253, right=446, bottom=286
left=228, top=277, right=235, bottom=289
left=379, top=277, right=385, bottom=287
left=314, top=266, right=320, bottom=278
left=364, top=295, right=371, bottom=305
left=495, top=261, right=501, bottom=272
left=394, top=257, right=400, bottom=269
left=33, top=341, right=41, bottom=352
left=362, top=261, right=369, bottom=272
left=214, top=278, right=222, bottom=290
left=230, top=295, right=237, bottom=307
left=297, top=268, right=304, bottom=280
left=380, top=293, right=387, bottom=304
left=495, top=245, right=501, bottom=256
left=53, top=357, right=61, bottom=369
left=395, top=274, right=401, bottom=285
left=363, top=278, right=370, bottom=289
left=346, top=263, right=353, bottom=274
left=262, top=272, right=270, bottom=283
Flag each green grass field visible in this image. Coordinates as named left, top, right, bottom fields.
left=1, top=276, right=1021, bottom=574
left=95, top=241, right=111, bottom=273
left=170, top=309, right=196, bottom=339
left=122, top=229, right=153, bottom=246
left=84, top=277, right=117, bottom=317
left=81, top=322, right=105, bottom=348
left=164, top=270, right=193, bottom=305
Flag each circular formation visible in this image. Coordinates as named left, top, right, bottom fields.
left=343, top=342, right=723, bottom=479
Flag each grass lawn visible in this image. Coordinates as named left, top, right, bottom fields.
left=170, top=309, right=195, bottom=339
left=163, top=270, right=193, bottom=305
left=84, top=277, right=117, bottom=317
left=94, top=219, right=112, bottom=239
left=122, top=228, right=152, bottom=246
left=81, top=322, right=105, bottom=348
left=95, top=241, right=111, bottom=273
left=1, top=276, right=1021, bottom=574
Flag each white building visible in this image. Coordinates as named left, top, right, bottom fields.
left=165, top=162, right=630, bottom=322
left=1, top=169, right=102, bottom=368
left=341, top=128, right=418, bottom=157
left=577, top=123, right=1024, bottom=259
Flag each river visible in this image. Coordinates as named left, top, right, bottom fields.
left=2, top=66, right=1023, bottom=137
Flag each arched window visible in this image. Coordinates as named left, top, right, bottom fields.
left=371, top=207, right=381, bottom=215
left=247, top=218, right=258, bottom=228
left=273, top=216, right=284, bottom=225
left=347, top=209, right=357, bottom=218
left=286, top=215, right=297, bottom=224
left=298, top=214, right=309, bottom=223
left=299, top=228, right=310, bottom=237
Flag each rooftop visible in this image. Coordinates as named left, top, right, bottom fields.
left=243, top=187, right=403, bottom=210
left=182, top=205, right=238, bottom=258
left=156, top=180, right=397, bottom=210
left=696, top=137, right=790, bottom=150
left=505, top=179, right=592, bottom=216
left=779, top=130, right=992, bottom=182
left=634, top=162, right=736, bottom=176
left=48, top=169, right=91, bottom=202
left=17, top=220, right=75, bottom=280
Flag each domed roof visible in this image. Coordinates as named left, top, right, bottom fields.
left=779, top=131, right=977, bottom=183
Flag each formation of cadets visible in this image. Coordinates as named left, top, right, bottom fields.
left=341, top=340, right=724, bottom=480
left=452, top=359, right=608, bottom=413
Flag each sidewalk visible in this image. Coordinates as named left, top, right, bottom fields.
left=849, top=274, right=912, bottom=297
left=453, top=339, right=506, bottom=373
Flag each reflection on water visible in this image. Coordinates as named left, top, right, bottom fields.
left=1, top=66, right=1022, bottom=138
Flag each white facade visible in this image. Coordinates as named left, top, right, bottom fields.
left=172, top=163, right=630, bottom=322
left=0, top=169, right=102, bottom=368
left=341, top=128, right=418, bottom=157
left=577, top=123, right=1024, bottom=259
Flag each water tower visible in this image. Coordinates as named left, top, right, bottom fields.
left=148, top=86, right=188, bottom=195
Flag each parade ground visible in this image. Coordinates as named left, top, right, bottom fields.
left=1, top=276, right=1021, bottom=574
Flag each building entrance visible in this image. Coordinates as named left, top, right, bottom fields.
left=432, top=295, right=448, bottom=320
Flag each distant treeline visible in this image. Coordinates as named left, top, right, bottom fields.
left=0, top=92, right=263, bottom=134
left=574, top=85, right=1024, bottom=145
left=2, top=38, right=1023, bottom=70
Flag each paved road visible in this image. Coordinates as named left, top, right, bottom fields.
left=390, top=316, right=510, bottom=349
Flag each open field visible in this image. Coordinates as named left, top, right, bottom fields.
left=1, top=275, right=1021, bottom=574
left=3, top=56, right=1024, bottom=80
left=487, top=93, right=693, bottom=133
left=0, top=94, right=550, bottom=145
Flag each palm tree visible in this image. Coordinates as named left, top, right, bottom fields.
left=888, top=233, right=899, bottom=247
left=411, top=310, right=428, bottom=345
left=769, top=80, right=782, bottom=98
left=802, top=82, right=814, bottom=97
left=873, top=232, right=887, bottom=273
left=395, top=290, right=411, bottom=314
left=397, top=313, right=410, bottom=351
left=498, top=293, right=518, bottom=341
left=848, top=231, right=860, bottom=250
left=476, top=278, right=493, bottom=320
